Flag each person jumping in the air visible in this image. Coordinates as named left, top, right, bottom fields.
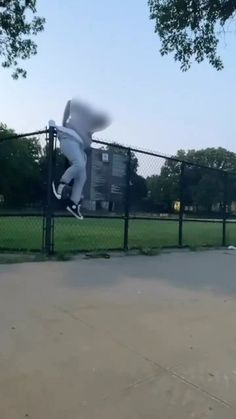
left=51, top=98, right=110, bottom=219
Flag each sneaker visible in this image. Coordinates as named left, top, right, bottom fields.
left=52, top=182, right=66, bottom=200
left=66, top=200, right=83, bottom=220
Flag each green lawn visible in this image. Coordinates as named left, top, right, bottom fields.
left=1, top=216, right=236, bottom=252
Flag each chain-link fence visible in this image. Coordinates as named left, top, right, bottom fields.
left=0, top=129, right=48, bottom=252
left=1, top=127, right=236, bottom=254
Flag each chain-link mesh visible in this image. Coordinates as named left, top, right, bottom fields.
left=225, top=173, right=236, bottom=246
left=53, top=143, right=128, bottom=252
left=1, top=132, right=236, bottom=253
left=226, top=222, right=236, bottom=247
left=0, top=215, right=44, bottom=251
left=129, top=151, right=179, bottom=218
left=182, top=221, right=223, bottom=247
left=0, top=131, right=47, bottom=251
left=181, top=164, right=224, bottom=247
left=183, top=165, right=224, bottom=220
left=54, top=217, right=124, bottom=252
left=53, top=143, right=128, bottom=217
left=128, top=219, right=179, bottom=249
left=123, top=150, right=180, bottom=249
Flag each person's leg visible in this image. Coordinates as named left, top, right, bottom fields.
left=58, top=139, right=87, bottom=219
left=59, top=139, right=83, bottom=188
left=71, top=159, right=87, bottom=204
left=53, top=139, right=82, bottom=200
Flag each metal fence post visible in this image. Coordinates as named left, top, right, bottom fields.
left=178, top=162, right=185, bottom=247
left=124, top=148, right=131, bottom=251
left=222, top=172, right=228, bottom=247
left=44, top=126, right=55, bottom=255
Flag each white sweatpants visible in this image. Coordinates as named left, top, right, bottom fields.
left=59, top=138, right=87, bottom=204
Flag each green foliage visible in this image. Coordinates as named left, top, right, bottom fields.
left=0, top=0, right=45, bottom=78
left=147, top=147, right=236, bottom=212
left=177, top=147, right=236, bottom=170
left=0, top=123, right=43, bottom=206
left=147, top=160, right=181, bottom=211
left=131, top=174, right=148, bottom=205
left=148, top=0, right=236, bottom=70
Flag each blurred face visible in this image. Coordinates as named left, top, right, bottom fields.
left=70, top=98, right=111, bottom=133
left=90, top=111, right=110, bottom=133
left=70, top=99, right=90, bottom=119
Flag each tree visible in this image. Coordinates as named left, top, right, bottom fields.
left=0, top=123, right=43, bottom=207
left=147, top=148, right=236, bottom=213
left=191, top=171, right=223, bottom=212
left=147, top=162, right=180, bottom=212
left=130, top=174, right=147, bottom=206
left=0, top=0, right=45, bottom=78
left=178, top=147, right=236, bottom=170
left=148, top=0, right=236, bottom=70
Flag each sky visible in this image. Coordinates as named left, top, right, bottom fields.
left=0, top=0, right=236, bottom=156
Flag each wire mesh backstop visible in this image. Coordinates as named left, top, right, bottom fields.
left=1, top=126, right=236, bottom=254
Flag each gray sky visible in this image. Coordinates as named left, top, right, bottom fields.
left=0, top=0, right=236, bottom=156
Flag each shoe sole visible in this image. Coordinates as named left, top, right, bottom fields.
left=52, top=182, right=62, bottom=200
left=66, top=206, right=84, bottom=220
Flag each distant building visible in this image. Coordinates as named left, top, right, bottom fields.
left=83, top=148, right=127, bottom=211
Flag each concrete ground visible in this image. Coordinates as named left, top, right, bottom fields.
left=0, top=250, right=236, bottom=419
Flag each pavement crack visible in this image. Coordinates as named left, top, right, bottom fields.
left=54, top=304, right=234, bottom=410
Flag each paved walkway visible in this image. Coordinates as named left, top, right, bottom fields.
left=0, top=250, right=236, bottom=418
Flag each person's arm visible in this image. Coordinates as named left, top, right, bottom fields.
left=62, top=100, right=71, bottom=126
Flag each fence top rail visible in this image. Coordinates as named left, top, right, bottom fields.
left=0, top=127, right=235, bottom=176
left=0, top=129, right=48, bottom=143
left=92, top=138, right=235, bottom=175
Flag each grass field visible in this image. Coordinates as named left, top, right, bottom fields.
left=1, top=216, right=236, bottom=252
